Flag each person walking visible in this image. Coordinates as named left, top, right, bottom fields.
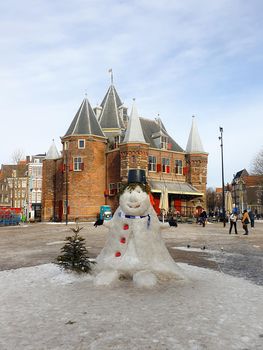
left=229, top=212, right=238, bottom=234
left=241, top=209, right=250, bottom=235
left=199, top=208, right=207, bottom=227
left=249, top=210, right=255, bottom=228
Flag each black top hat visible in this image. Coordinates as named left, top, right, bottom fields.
left=128, top=169, right=147, bottom=184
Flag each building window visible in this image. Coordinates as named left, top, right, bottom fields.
left=114, top=135, right=121, bottom=149
left=109, top=183, right=117, bottom=195
left=161, top=136, right=168, bottom=149
left=32, top=190, right=37, bottom=203
left=63, top=200, right=68, bottom=215
left=78, top=139, right=85, bottom=149
left=64, top=141, right=69, bottom=150
left=130, top=155, right=136, bottom=164
left=73, top=157, right=83, bottom=171
left=148, top=155, right=157, bottom=172
left=162, top=158, right=170, bottom=173
left=37, top=191, right=41, bottom=203
left=175, top=160, right=183, bottom=175
left=117, top=182, right=122, bottom=193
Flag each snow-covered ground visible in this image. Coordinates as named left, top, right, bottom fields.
left=1, top=263, right=262, bottom=350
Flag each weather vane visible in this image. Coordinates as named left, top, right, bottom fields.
left=108, top=68, right=113, bottom=85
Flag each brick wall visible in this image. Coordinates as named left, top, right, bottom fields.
left=61, top=136, right=107, bottom=221
left=186, top=153, right=208, bottom=208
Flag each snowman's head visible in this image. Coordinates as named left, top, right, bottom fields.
left=119, top=183, right=151, bottom=216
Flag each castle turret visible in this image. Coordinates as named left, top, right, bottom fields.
left=60, top=98, right=107, bottom=221
left=185, top=116, right=208, bottom=208
left=119, top=100, right=149, bottom=181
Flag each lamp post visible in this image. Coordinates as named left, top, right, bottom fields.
left=219, top=127, right=226, bottom=227
left=65, top=150, right=69, bottom=225
left=232, top=174, right=237, bottom=212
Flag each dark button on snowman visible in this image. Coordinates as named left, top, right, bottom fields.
left=94, top=169, right=184, bottom=287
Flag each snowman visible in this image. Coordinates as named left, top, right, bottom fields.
left=94, top=169, right=185, bottom=287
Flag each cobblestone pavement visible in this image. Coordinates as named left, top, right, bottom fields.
left=0, top=220, right=262, bottom=285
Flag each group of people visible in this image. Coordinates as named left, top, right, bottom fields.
left=198, top=208, right=255, bottom=235
left=229, top=209, right=254, bottom=235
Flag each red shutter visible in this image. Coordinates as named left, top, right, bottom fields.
left=67, top=206, right=70, bottom=215
left=183, top=166, right=189, bottom=175
left=166, top=166, right=170, bottom=173
left=157, top=164, right=161, bottom=172
left=168, top=143, right=172, bottom=150
left=69, top=164, right=73, bottom=171
left=80, top=162, right=84, bottom=171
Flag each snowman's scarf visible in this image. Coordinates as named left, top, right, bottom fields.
left=118, top=210, right=151, bottom=228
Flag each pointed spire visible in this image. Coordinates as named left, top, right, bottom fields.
left=64, top=98, right=105, bottom=138
left=46, top=140, right=60, bottom=159
left=186, top=116, right=205, bottom=153
left=123, top=100, right=146, bottom=143
left=99, top=85, right=124, bottom=129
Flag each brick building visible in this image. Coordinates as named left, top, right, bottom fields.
left=0, top=162, right=27, bottom=209
left=0, top=154, right=45, bottom=220
left=232, top=169, right=263, bottom=216
left=41, top=83, right=208, bottom=222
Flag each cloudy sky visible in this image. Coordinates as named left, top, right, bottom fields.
left=1, top=0, right=262, bottom=187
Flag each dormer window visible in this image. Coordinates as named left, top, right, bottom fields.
left=78, top=139, right=85, bottom=149
left=161, top=136, right=168, bottom=149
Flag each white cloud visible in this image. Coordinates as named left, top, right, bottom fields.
left=0, top=0, right=263, bottom=187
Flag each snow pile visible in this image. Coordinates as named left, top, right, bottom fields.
left=0, top=263, right=263, bottom=350
left=133, top=270, right=157, bottom=288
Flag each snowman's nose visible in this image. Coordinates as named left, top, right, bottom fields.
left=129, top=192, right=138, bottom=201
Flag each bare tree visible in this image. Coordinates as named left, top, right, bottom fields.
left=251, top=148, right=263, bottom=175
left=206, top=187, right=216, bottom=212
left=11, top=149, right=25, bottom=164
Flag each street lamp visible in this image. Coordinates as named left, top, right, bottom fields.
left=65, top=150, right=69, bottom=225
left=232, top=174, right=237, bottom=212
left=219, top=127, right=226, bottom=227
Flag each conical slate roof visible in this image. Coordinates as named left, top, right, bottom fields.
left=99, top=85, right=125, bottom=129
left=46, top=140, right=61, bottom=159
left=123, top=101, right=146, bottom=143
left=186, top=116, right=205, bottom=153
left=64, top=99, right=105, bottom=138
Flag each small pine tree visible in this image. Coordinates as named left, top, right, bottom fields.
left=56, top=225, right=95, bottom=273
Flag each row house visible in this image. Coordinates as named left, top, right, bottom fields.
left=232, top=169, right=263, bottom=216
left=0, top=154, right=45, bottom=220
left=0, top=163, right=27, bottom=209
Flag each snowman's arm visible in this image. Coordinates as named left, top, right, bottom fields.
left=94, top=218, right=112, bottom=229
